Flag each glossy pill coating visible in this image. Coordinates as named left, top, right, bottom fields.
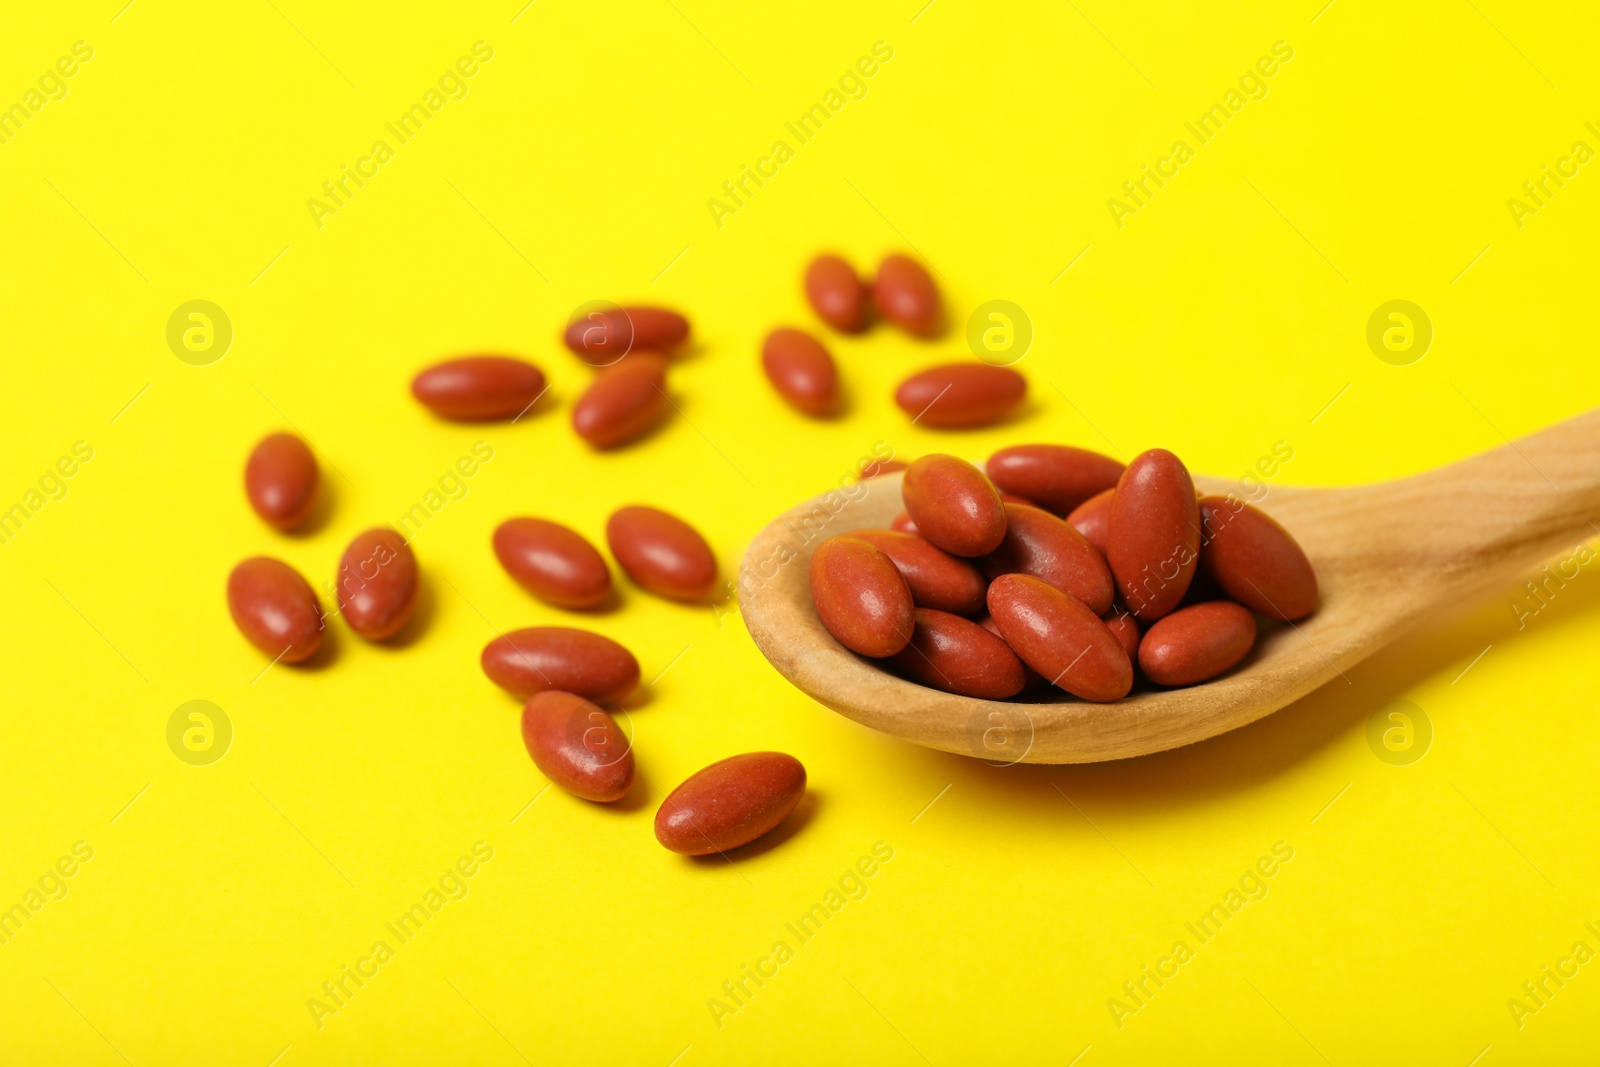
left=761, top=328, right=838, bottom=416
left=606, top=505, right=718, bottom=601
left=1198, top=496, right=1318, bottom=621
left=655, top=752, right=807, bottom=855
left=849, top=529, right=988, bottom=615
left=1066, top=488, right=1115, bottom=555
left=1106, top=449, right=1201, bottom=621
left=481, top=627, right=640, bottom=702
left=895, top=364, right=1026, bottom=428
left=227, top=557, right=324, bottom=663
left=986, top=445, right=1124, bottom=517
left=411, top=356, right=546, bottom=421
left=888, top=609, right=1026, bottom=699
left=521, top=691, right=634, bottom=802
left=563, top=306, right=689, bottom=363
left=805, top=254, right=869, bottom=333
left=493, top=518, right=611, bottom=610
left=890, top=511, right=918, bottom=535
left=335, top=528, right=418, bottom=641
left=244, top=433, right=318, bottom=531
left=809, top=537, right=915, bottom=657
left=1103, top=610, right=1141, bottom=666
left=572, top=354, right=668, bottom=449
left=986, top=574, right=1132, bottom=702
left=977, top=613, right=1046, bottom=690
left=901, top=454, right=1008, bottom=557
left=1139, top=601, right=1257, bottom=687
left=980, top=503, right=1115, bottom=615
left=873, top=254, right=940, bottom=336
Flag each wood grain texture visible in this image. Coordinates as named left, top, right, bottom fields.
left=738, top=408, right=1600, bottom=763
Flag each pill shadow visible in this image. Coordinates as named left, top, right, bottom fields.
left=610, top=764, right=657, bottom=814
left=286, top=620, right=340, bottom=672
left=381, top=572, right=436, bottom=649
left=687, top=791, right=822, bottom=865
left=287, top=479, right=337, bottom=538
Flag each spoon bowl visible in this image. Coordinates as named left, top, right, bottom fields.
left=739, top=410, right=1600, bottom=763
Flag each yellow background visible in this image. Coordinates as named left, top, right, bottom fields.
left=2, top=0, right=1597, bottom=1063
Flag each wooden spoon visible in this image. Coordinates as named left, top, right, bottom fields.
left=739, top=409, right=1600, bottom=763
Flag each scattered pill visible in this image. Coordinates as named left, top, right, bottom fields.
left=985, top=444, right=1124, bottom=516
left=1106, top=449, right=1200, bottom=622
left=980, top=503, right=1114, bottom=615
left=895, top=363, right=1026, bottom=428
left=1138, top=601, right=1256, bottom=687
left=606, top=505, right=718, bottom=601
left=411, top=356, right=546, bottom=421
left=655, top=752, right=806, bottom=855
left=481, top=627, right=640, bottom=702
left=521, top=691, right=634, bottom=802
left=227, top=557, right=324, bottom=663
left=1198, top=495, right=1318, bottom=620
left=761, top=328, right=839, bottom=416
left=336, top=528, right=418, bottom=641
left=493, top=518, right=611, bottom=610
left=805, top=255, right=869, bottom=333
left=849, top=528, right=988, bottom=615
left=563, top=306, right=688, bottom=364
left=809, top=536, right=915, bottom=657
left=244, top=432, right=318, bottom=531
left=901, top=454, right=1007, bottom=557
left=572, top=353, right=669, bottom=449
left=986, top=574, right=1132, bottom=702
left=873, top=254, right=940, bottom=336
left=888, top=609, right=1026, bottom=699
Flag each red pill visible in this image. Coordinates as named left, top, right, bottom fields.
left=986, top=444, right=1124, bottom=516
left=606, top=505, right=718, bottom=601
left=888, top=609, right=1026, bottom=699
left=890, top=511, right=918, bottom=535
left=1103, top=610, right=1141, bottom=666
left=481, top=627, right=640, bottom=702
left=655, top=752, right=806, bottom=855
left=244, top=433, right=318, bottom=531
left=572, top=354, right=668, bottom=449
left=849, top=529, right=988, bottom=615
left=977, top=613, right=1046, bottom=690
left=1106, top=449, right=1200, bottom=622
left=873, top=254, right=940, bottom=336
left=227, top=557, right=324, bottom=663
left=761, top=328, right=838, bottom=416
left=901, top=455, right=1007, bottom=557
left=805, top=254, right=868, bottom=333
left=895, top=363, right=1026, bottom=428
left=521, top=691, right=634, bottom=802
left=809, top=536, right=914, bottom=657
left=412, top=356, right=546, bottom=421
left=1139, top=601, right=1256, bottom=687
left=986, top=574, right=1132, bottom=702
left=335, top=528, right=418, bottom=641
left=1198, top=495, right=1318, bottom=621
left=980, top=503, right=1114, bottom=615
left=493, top=518, right=611, bottom=610
left=1066, top=488, right=1115, bottom=554
left=563, top=306, right=688, bottom=364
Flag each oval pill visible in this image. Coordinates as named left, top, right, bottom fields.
left=493, top=518, right=611, bottom=610
left=655, top=752, right=807, bottom=855
left=563, top=306, right=688, bottom=363
left=980, top=503, right=1114, bottom=615
left=890, top=511, right=918, bottom=535
left=901, top=454, right=1008, bottom=557
left=335, top=528, right=418, bottom=641
left=572, top=354, right=668, bottom=449
left=873, top=254, right=940, bottom=336
left=888, top=609, right=1026, bottom=699
left=1066, top=488, right=1115, bottom=555
left=1138, top=601, right=1256, bottom=687
left=986, top=573, right=1132, bottom=702
left=849, top=529, right=988, bottom=615
left=227, top=557, right=324, bottom=663
left=809, top=536, right=915, bottom=657
left=606, top=505, right=718, bottom=601
left=805, top=254, right=868, bottom=333
left=895, top=363, right=1026, bottom=428
left=1103, top=610, right=1141, bottom=666
left=244, top=432, right=318, bottom=531
left=481, top=627, right=640, bottom=702
left=411, top=356, right=546, bottom=421
left=521, top=691, right=634, bottom=802
left=1198, top=495, right=1318, bottom=621
left=1106, top=449, right=1200, bottom=621
left=761, top=328, right=839, bottom=415
left=986, top=444, right=1124, bottom=516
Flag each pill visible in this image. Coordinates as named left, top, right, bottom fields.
left=986, top=573, right=1132, bottom=701
left=985, top=444, right=1124, bottom=516
left=655, top=752, right=807, bottom=855
left=606, top=505, right=718, bottom=601
left=890, top=511, right=918, bottom=535
left=335, top=528, right=418, bottom=641
left=873, top=254, right=940, bottom=336
left=1103, top=610, right=1141, bottom=665
left=563, top=306, right=689, bottom=364
left=227, top=557, right=324, bottom=663
left=521, top=691, right=634, bottom=802
left=411, top=356, right=546, bottom=421
left=1066, top=488, right=1115, bottom=554
left=493, top=518, right=611, bottom=610
left=1106, top=449, right=1200, bottom=621
left=888, top=609, right=1026, bottom=699
left=1138, top=601, right=1256, bottom=687
left=860, top=456, right=907, bottom=479
left=244, top=432, right=318, bottom=531
left=481, top=627, right=640, bottom=702
left=761, top=328, right=839, bottom=416
left=901, top=454, right=1007, bottom=557
left=572, top=353, right=669, bottom=449
left=977, top=613, right=1046, bottom=690
left=805, top=254, right=869, bottom=333
left=1198, top=495, right=1318, bottom=620
left=980, top=503, right=1114, bottom=615
left=895, top=363, right=1026, bottom=428
left=849, top=529, right=988, bottom=615
left=809, top=536, right=915, bottom=657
